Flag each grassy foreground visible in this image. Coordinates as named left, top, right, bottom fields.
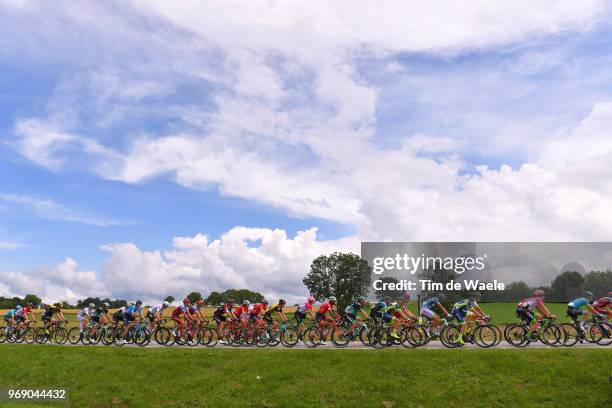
left=0, top=345, right=610, bottom=407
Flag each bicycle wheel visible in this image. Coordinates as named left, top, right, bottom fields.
left=399, top=326, right=420, bottom=348
left=591, top=322, right=612, bottom=346
left=474, top=325, right=498, bottom=348
left=280, top=326, right=299, bottom=347
left=331, top=327, right=349, bottom=347
left=539, top=325, right=561, bottom=347
left=440, top=325, right=461, bottom=348
left=505, top=324, right=528, bottom=347
left=560, top=323, right=578, bottom=347
left=68, top=327, right=82, bottom=345
left=0, top=326, right=6, bottom=343
left=266, top=326, right=280, bottom=347
left=302, top=328, right=319, bottom=348
left=53, top=327, right=68, bottom=344
left=154, top=327, right=172, bottom=345
left=201, top=328, right=218, bottom=347
left=34, top=327, right=48, bottom=344
left=255, top=328, right=269, bottom=348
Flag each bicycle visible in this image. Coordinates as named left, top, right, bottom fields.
left=441, top=316, right=501, bottom=348
left=561, top=315, right=612, bottom=346
left=505, top=316, right=564, bottom=347
left=35, top=320, right=68, bottom=344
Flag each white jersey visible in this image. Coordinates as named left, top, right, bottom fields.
left=149, top=304, right=164, bottom=315
left=78, top=307, right=90, bottom=317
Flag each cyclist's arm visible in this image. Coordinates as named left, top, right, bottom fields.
left=401, top=306, right=418, bottom=320
left=471, top=305, right=487, bottom=318
left=358, top=310, right=369, bottom=320
left=278, top=310, right=288, bottom=322
left=536, top=303, right=553, bottom=318
left=437, top=304, right=450, bottom=316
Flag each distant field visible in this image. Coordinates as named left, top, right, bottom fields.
left=0, top=345, right=609, bottom=407
left=1, top=302, right=573, bottom=326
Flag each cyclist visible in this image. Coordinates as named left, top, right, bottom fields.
left=592, top=292, right=612, bottom=320
left=315, top=296, right=341, bottom=344
left=381, top=301, right=404, bottom=339
left=234, top=300, right=252, bottom=328
left=213, top=298, right=237, bottom=345
left=76, top=303, right=94, bottom=333
left=264, top=299, right=287, bottom=332
left=249, top=299, right=269, bottom=329
left=121, top=300, right=145, bottom=342
left=89, top=302, right=111, bottom=338
left=399, top=293, right=419, bottom=322
left=420, top=293, right=451, bottom=329
left=3, top=305, right=19, bottom=330
left=112, top=305, right=127, bottom=329
left=516, top=289, right=556, bottom=339
left=14, top=302, right=37, bottom=331
left=171, top=298, right=193, bottom=337
left=369, top=299, right=387, bottom=323
left=295, top=296, right=316, bottom=338
left=567, top=291, right=604, bottom=330
left=188, top=298, right=206, bottom=322
left=147, top=300, right=170, bottom=330
left=343, top=296, right=369, bottom=334
left=451, top=292, right=489, bottom=345
left=41, top=303, right=66, bottom=333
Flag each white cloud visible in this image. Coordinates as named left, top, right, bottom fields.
left=0, top=193, right=128, bottom=227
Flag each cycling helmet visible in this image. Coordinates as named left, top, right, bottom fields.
left=89, top=303, right=95, bottom=308
left=162, top=301, right=169, bottom=307
left=402, top=293, right=411, bottom=301
left=16, top=305, right=22, bottom=310
left=27, top=302, right=33, bottom=307
left=136, top=300, right=142, bottom=305
left=585, top=291, right=594, bottom=299
left=53, top=302, right=61, bottom=308
left=278, top=298, right=286, bottom=305
left=357, top=295, right=366, bottom=303
left=307, top=296, right=315, bottom=304
left=242, top=300, right=250, bottom=306
left=196, top=299, right=204, bottom=305
left=534, top=289, right=545, bottom=297
left=436, top=293, right=446, bottom=302
left=183, top=298, right=191, bottom=305
left=262, top=298, right=269, bottom=304
left=328, top=296, right=337, bottom=303
left=103, top=302, right=110, bottom=307
left=469, top=292, right=481, bottom=300
left=227, top=298, right=235, bottom=304
left=390, top=301, right=398, bottom=308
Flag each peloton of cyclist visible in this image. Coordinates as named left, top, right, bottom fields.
left=516, top=289, right=556, bottom=339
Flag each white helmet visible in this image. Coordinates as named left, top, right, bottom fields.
left=89, top=303, right=95, bottom=308
left=162, top=301, right=169, bottom=307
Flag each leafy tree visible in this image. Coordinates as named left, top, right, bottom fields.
left=164, top=295, right=176, bottom=304
left=186, top=292, right=203, bottom=304
left=583, top=270, right=612, bottom=298
left=419, top=267, right=459, bottom=306
left=23, top=294, right=42, bottom=307
left=303, top=252, right=371, bottom=310
left=205, top=289, right=264, bottom=305
left=550, top=271, right=584, bottom=302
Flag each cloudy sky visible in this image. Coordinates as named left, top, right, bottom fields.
left=1, top=0, right=612, bottom=304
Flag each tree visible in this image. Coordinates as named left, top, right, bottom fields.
left=303, top=252, right=371, bottom=310
left=583, top=270, right=612, bottom=298
left=205, top=289, right=264, bottom=305
left=23, top=294, right=42, bottom=307
left=164, top=295, right=175, bottom=304
left=186, top=292, right=203, bottom=304
left=550, top=271, right=584, bottom=302
left=420, top=267, right=459, bottom=306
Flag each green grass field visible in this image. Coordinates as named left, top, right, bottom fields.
left=0, top=345, right=609, bottom=407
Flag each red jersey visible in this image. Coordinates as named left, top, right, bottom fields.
left=172, top=305, right=188, bottom=318
left=234, top=305, right=248, bottom=316
left=317, top=302, right=334, bottom=315
left=593, top=297, right=611, bottom=310
left=250, top=303, right=266, bottom=316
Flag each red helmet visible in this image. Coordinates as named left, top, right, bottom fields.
left=196, top=299, right=204, bottom=305
left=534, top=289, right=545, bottom=298
left=307, top=296, right=315, bottom=304
left=183, top=298, right=191, bottom=305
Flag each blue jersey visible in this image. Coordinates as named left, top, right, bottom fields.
left=124, top=305, right=143, bottom=316
left=4, top=309, right=15, bottom=318
left=422, top=297, right=440, bottom=309
left=568, top=298, right=589, bottom=309
left=370, top=302, right=387, bottom=314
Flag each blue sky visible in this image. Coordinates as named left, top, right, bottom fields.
left=1, top=0, right=612, bottom=303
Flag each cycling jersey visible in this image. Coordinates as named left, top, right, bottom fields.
left=171, top=305, right=189, bottom=318
left=266, top=304, right=283, bottom=315
left=344, top=302, right=363, bottom=316
left=4, top=309, right=15, bottom=318
left=42, top=306, right=60, bottom=319
left=567, top=297, right=589, bottom=309
left=517, top=297, right=544, bottom=311
left=297, top=302, right=313, bottom=314
left=15, top=306, right=32, bottom=318
left=593, top=297, right=611, bottom=310
left=453, top=299, right=477, bottom=312
left=250, top=303, right=266, bottom=316
left=234, top=305, right=249, bottom=317
left=148, top=304, right=164, bottom=315
left=317, top=302, right=334, bottom=315
left=77, top=307, right=91, bottom=318
left=421, top=298, right=441, bottom=309
left=370, top=301, right=386, bottom=315
left=214, top=304, right=233, bottom=316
